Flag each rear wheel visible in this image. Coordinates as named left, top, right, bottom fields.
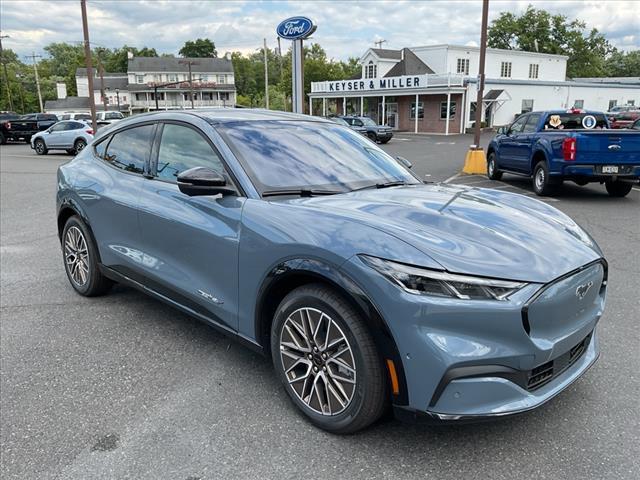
left=532, top=161, right=559, bottom=196
left=34, top=138, right=48, bottom=155
left=605, top=180, right=632, bottom=197
left=74, top=138, right=87, bottom=154
left=487, top=151, right=503, bottom=180
left=62, top=216, right=113, bottom=296
left=271, top=284, right=387, bottom=434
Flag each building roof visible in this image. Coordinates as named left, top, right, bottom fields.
left=44, top=97, right=90, bottom=110
left=96, top=77, right=129, bottom=90
left=76, top=68, right=127, bottom=78
left=128, top=56, right=234, bottom=73
left=385, top=48, right=434, bottom=77
left=371, top=48, right=402, bottom=60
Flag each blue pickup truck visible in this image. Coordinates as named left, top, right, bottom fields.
left=487, top=109, right=640, bottom=197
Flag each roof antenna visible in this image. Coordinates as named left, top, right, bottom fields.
left=374, top=39, right=387, bottom=49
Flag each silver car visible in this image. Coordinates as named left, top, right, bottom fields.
left=31, top=120, right=94, bottom=155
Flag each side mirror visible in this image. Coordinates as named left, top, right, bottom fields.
left=396, top=156, right=413, bottom=169
left=177, top=167, right=235, bottom=197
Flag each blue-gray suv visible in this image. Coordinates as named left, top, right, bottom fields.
left=57, top=109, right=606, bottom=433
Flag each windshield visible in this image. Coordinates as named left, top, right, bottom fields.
left=361, top=117, right=377, bottom=126
left=220, top=120, right=418, bottom=194
left=329, top=117, right=349, bottom=126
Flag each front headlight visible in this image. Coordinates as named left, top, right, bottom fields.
left=360, top=255, right=527, bottom=301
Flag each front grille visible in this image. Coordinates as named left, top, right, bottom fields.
left=526, top=332, right=592, bottom=391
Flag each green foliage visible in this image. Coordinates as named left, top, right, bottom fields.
left=487, top=5, right=618, bottom=77
left=179, top=38, right=217, bottom=58
left=604, top=50, right=640, bottom=77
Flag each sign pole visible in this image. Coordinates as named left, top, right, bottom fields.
left=291, top=39, right=304, bottom=113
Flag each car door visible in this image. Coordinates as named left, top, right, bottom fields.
left=137, top=121, right=245, bottom=332
left=512, top=113, right=542, bottom=172
left=498, top=115, right=528, bottom=170
left=46, top=122, right=68, bottom=147
left=84, top=123, right=156, bottom=274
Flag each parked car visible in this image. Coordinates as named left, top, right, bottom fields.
left=57, top=112, right=93, bottom=121
left=607, top=105, right=637, bottom=115
left=0, top=112, right=58, bottom=144
left=31, top=120, right=93, bottom=155
left=324, top=116, right=350, bottom=127
left=609, top=111, right=640, bottom=129
left=340, top=115, right=393, bottom=143
left=487, top=109, right=640, bottom=197
left=632, top=118, right=640, bottom=130
left=57, top=109, right=606, bottom=433
left=96, top=111, right=125, bottom=124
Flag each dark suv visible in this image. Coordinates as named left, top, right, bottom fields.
left=340, top=116, right=393, bottom=144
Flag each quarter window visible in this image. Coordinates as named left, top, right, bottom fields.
left=500, top=62, right=512, bottom=78
left=155, top=124, right=224, bottom=182
left=456, top=58, right=470, bottom=75
left=101, top=125, right=155, bottom=174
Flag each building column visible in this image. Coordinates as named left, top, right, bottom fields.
left=445, top=92, right=451, bottom=135
left=323, top=97, right=327, bottom=116
left=414, top=93, right=419, bottom=133
left=382, top=95, right=386, bottom=126
left=360, top=97, right=364, bottom=116
left=343, top=96, right=346, bottom=115
left=309, top=97, right=313, bottom=116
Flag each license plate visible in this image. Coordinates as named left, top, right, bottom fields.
left=602, top=166, right=619, bottom=174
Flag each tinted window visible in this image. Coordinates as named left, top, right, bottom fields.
left=102, top=125, right=155, bottom=174
left=156, top=124, right=223, bottom=181
left=523, top=114, right=541, bottom=133
left=220, top=121, right=418, bottom=192
left=50, top=122, right=68, bottom=132
left=75, top=114, right=91, bottom=120
left=70, top=122, right=86, bottom=130
left=38, top=114, right=58, bottom=121
left=543, top=113, right=608, bottom=130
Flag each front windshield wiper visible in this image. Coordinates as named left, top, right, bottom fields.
left=262, top=188, right=345, bottom=198
left=350, top=180, right=410, bottom=192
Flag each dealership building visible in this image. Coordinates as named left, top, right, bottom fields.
left=309, top=45, right=640, bottom=134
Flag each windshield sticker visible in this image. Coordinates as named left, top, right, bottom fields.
left=582, top=115, right=597, bottom=129
left=548, top=115, right=562, bottom=128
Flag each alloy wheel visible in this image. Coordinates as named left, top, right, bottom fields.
left=35, top=140, right=45, bottom=154
left=75, top=140, right=86, bottom=153
left=64, top=226, right=90, bottom=286
left=279, top=307, right=356, bottom=416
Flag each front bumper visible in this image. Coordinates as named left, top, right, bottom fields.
left=342, top=257, right=606, bottom=421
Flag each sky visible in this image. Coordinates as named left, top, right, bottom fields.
left=1, top=0, right=638, bottom=62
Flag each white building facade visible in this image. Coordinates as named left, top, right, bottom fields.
left=309, top=45, right=640, bottom=134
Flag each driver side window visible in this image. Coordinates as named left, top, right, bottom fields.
left=155, top=124, right=224, bottom=182
left=509, top=116, right=527, bottom=134
left=50, top=123, right=67, bottom=132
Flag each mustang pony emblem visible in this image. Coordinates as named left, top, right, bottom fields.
left=575, top=281, right=594, bottom=300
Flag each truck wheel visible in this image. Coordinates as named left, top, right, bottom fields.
left=487, top=152, right=503, bottom=180
left=605, top=180, right=632, bottom=197
left=34, top=138, right=48, bottom=155
left=24, top=136, right=31, bottom=144
left=532, top=162, right=558, bottom=196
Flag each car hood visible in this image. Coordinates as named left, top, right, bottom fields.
left=285, top=184, right=601, bottom=283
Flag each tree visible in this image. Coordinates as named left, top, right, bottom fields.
left=103, top=45, right=158, bottom=72
left=179, top=38, right=217, bottom=58
left=605, top=50, right=640, bottom=77
left=487, top=5, right=616, bottom=77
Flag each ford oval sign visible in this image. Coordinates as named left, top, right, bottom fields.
left=277, top=16, right=316, bottom=40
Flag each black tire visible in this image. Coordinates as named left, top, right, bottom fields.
left=74, top=138, right=87, bottom=154
left=61, top=216, right=113, bottom=296
left=66, top=149, right=76, bottom=155
left=532, top=161, right=559, bottom=196
left=367, top=132, right=377, bottom=142
left=605, top=180, right=632, bottom=197
left=380, top=139, right=390, bottom=144
left=34, top=138, right=48, bottom=155
left=271, top=284, right=387, bottom=434
left=0, top=132, right=6, bottom=145
left=487, top=151, right=503, bottom=180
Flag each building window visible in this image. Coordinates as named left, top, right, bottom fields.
left=219, top=92, right=230, bottom=101
left=168, top=74, right=177, bottom=82
left=135, top=75, right=144, bottom=84
left=456, top=58, right=470, bottom=75
left=183, top=93, right=191, bottom=101
left=469, top=101, right=477, bottom=121
left=528, top=64, right=539, bottom=79
left=574, top=99, right=584, bottom=109
left=608, top=100, right=617, bottom=110
left=365, top=61, right=377, bottom=79
left=135, top=93, right=143, bottom=101
left=219, top=75, right=227, bottom=84
left=628, top=100, right=635, bottom=106
left=500, top=62, right=512, bottom=78
left=521, top=99, right=534, bottom=113
left=153, top=74, right=162, bottom=82
left=203, top=92, right=214, bottom=100
left=440, top=101, right=457, bottom=120
left=150, top=92, right=165, bottom=101
left=410, top=102, right=424, bottom=119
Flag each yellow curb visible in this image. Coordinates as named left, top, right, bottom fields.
left=462, top=148, right=487, bottom=175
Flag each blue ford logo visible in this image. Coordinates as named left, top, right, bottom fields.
left=277, top=16, right=315, bottom=40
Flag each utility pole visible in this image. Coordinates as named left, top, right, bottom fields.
left=28, top=52, right=43, bottom=113
left=80, top=0, right=98, bottom=132
left=179, top=60, right=200, bottom=109
left=0, top=34, right=14, bottom=111
left=263, top=38, right=269, bottom=109
left=462, top=0, right=489, bottom=174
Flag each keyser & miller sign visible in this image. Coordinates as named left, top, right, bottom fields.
left=313, top=74, right=429, bottom=93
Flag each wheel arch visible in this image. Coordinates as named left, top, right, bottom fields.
left=255, top=257, right=409, bottom=405
left=531, top=149, right=548, bottom=172
left=57, top=200, right=104, bottom=263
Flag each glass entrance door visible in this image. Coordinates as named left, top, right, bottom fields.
left=378, top=102, right=398, bottom=129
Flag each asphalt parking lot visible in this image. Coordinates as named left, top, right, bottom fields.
left=1, top=136, right=639, bottom=480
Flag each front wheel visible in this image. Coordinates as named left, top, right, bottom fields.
left=271, top=284, right=387, bottom=434
left=605, top=180, right=633, bottom=197
left=487, top=152, right=503, bottom=180
left=34, top=138, right=48, bottom=155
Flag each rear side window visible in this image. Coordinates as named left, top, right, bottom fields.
left=101, top=124, right=155, bottom=174
left=543, top=113, right=608, bottom=130
left=155, top=124, right=224, bottom=181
